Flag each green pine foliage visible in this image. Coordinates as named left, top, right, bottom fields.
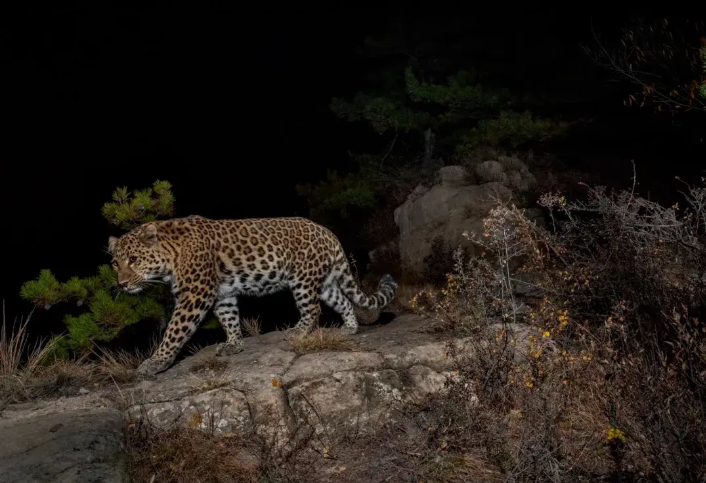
left=296, top=168, right=378, bottom=220
left=20, top=181, right=177, bottom=356
left=456, top=110, right=568, bottom=155
left=404, top=67, right=511, bottom=115
left=63, top=287, right=164, bottom=352
left=102, top=179, right=175, bottom=230
left=19, top=269, right=64, bottom=308
left=21, top=266, right=168, bottom=353
left=306, top=64, right=565, bottom=222
left=329, top=67, right=516, bottom=137
left=329, top=93, right=426, bottom=134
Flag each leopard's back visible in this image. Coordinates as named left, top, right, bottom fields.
left=193, top=217, right=345, bottom=297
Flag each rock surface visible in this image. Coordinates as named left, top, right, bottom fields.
left=394, top=177, right=512, bottom=276
left=1, top=315, right=468, bottom=457
left=0, top=313, right=547, bottom=478
left=393, top=162, right=541, bottom=277
left=122, top=314, right=466, bottom=445
left=0, top=408, right=127, bottom=483
left=439, top=165, right=469, bottom=187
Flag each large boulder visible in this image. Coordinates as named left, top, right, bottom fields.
left=439, top=165, right=469, bottom=187
left=394, top=167, right=513, bottom=277
left=392, top=161, right=543, bottom=278
left=475, top=156, right=537, bottom=192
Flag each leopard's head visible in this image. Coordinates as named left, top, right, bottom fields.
left=108, top=223, right=172, bottom=294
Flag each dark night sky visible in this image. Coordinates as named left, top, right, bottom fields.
left=1, top=5, right=704, bottom=321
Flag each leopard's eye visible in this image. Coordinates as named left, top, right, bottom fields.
left=129, top=256, right=138, bottom=264
left=111, top=260, right=119, bottom=270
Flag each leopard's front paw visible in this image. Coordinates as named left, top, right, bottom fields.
left=135, top=357, right=171, bottom=378
left=216, top=341, right=244, bottom=357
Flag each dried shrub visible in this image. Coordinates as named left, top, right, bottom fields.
left=409, top=171, right=706, bottom=481
left=127, top=422, right=260, bottom=483
left=94, top=347, right=145, bottom=384
left=1, top=307, right=148, bottom=405
left=394, top=283, right=433, bottom=313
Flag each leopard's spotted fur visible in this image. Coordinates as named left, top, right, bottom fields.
left=108, top=215, right=397, bottom=377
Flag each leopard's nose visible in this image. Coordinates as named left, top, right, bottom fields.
left=118, top=280, right=129, bottom=288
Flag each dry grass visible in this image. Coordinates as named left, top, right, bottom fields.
left=28, top=356, right=97, bottom=396
left=1, top=306, right=62, bottom=404
left=93, top=347, right=145, bottom=384
left=0, top=304, right=148, bottom=405
left=242, top=316, right=261, bottom=338
left=417, top=451, right=503, bottom=483
left=401, top=326, right=706, bottom=482
left=287, top=328, right=353, bottom=355
left=127, top=421, right=261, bottom=483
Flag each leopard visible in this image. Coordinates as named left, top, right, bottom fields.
left=108, top=215, right=398, bottom=377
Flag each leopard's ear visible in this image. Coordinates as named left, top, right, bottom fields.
left=140, top=223, right=159, bottom=246
left=108, top=236, right=119, bottom=254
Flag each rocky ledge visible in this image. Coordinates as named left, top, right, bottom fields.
left=0, top=314, right=471, bottom=482
left=2, top=313, right=543, bottom=482
left=123, top=313, right=465, bottom=444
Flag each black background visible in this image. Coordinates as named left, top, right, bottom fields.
left=2, top=5, right=704, bottom=330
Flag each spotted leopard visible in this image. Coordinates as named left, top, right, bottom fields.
left=108, top=215, right=398, bottom=377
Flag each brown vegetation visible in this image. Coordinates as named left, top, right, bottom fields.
left=242, top=316, right=262, bottom=338
left=408, top=172, right=706, bottom=481
left=286, top=328, right=353, bottom=355
left=1, top=308, right=147, bottom=407
left=126, top=421, right=261, bottom=483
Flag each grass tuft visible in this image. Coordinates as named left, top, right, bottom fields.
left=287, top=328, right=353, bottom=355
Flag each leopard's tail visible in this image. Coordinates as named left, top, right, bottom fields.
left=332, top=255, right=398, bottom=309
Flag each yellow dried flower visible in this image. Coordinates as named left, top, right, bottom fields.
left=607, top=426, right=626, bottom=442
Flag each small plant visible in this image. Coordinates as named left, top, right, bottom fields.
left=242, top=317, right=262, bottom=338
left=102, top=179, right=175, bottom=230
left=0, top=306, right=60, bottom=404
left=1, top=304, right=152, bottom=404
left=20, top=267, right=166, bottom=354
left=94, top=347, right=146, bottom=384
left=189, top=355, right=229, bottom=375
left=20, top=181, right=177, bottom=357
